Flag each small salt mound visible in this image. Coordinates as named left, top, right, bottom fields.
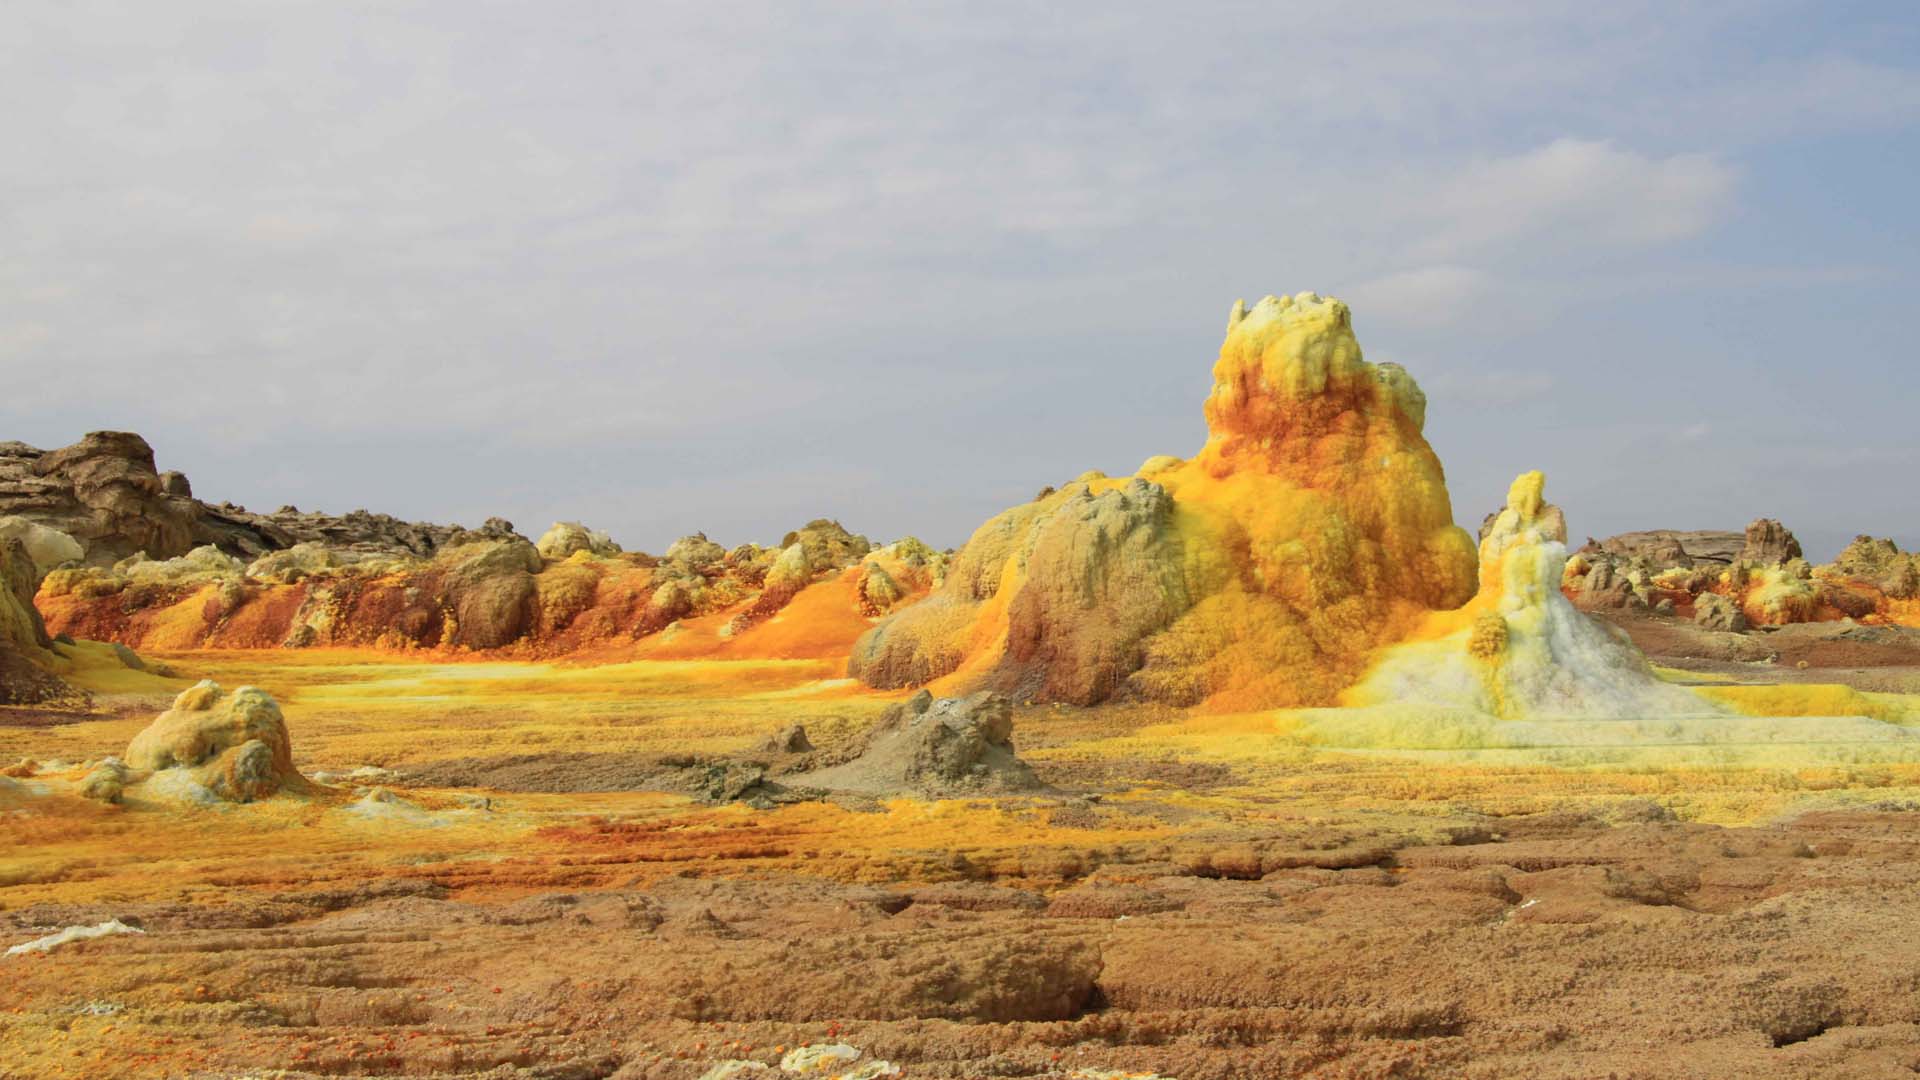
left=5, top=919, right=143, bottom=957
left=309, top=764, right=404, bottom=785
left=340, top=787, right=442, bottom=827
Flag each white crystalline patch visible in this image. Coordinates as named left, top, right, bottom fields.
left=779, top=1043, right=896, bottom=1075
left=6, top=920, right=144, bottom=957
left=140, top=767, right=221, bottom=806
left=310, top=764, right=403, bottom=786
left=780, top=1044, right=860, bottom=1071
left=698, top=1062, right=771, bottom=1080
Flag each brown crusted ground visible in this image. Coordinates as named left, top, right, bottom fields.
left=12, top=811, right=1920, bottom=1078
left=10, top=648, right=1920, bottom=1079
left=1597, top=609, right=1920, bottom=692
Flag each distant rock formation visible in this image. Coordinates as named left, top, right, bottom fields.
left=1564, top=515, right=1916, bottom=630
left=0, top=433, right=198, bottom=564
left=1829, top=536, right=1920, bottom=600
left=38, top=514, right=933, bottom=660
left=1581, top=529, right=1737, bottom=569
left=1740, top=518, right=1802, bottom=567
left=0, top=430, right=525, bottom=567
left=197, top=504, right=523, bottom=560
left=852, top=292, right=1478, bottom=709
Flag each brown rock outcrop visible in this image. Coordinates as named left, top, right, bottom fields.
left=1693, top=592, right=1749, bottom=633
left=853, top=478, right=1188, bottom=703
left=1578, top=529, right=1742, bottom=570
left=1829, top=536, right=1919, bottom=600
left=1739, top=518, right=1802, bottom=567
left=0, top=433, right=197, bottom=565
left=0, top=537, right=74, bottom=705
left=1, top=431, right=525, bottom=566
left=794, top=690, right=1040, bottom=796
left=196, top=505, right=522, bottom=560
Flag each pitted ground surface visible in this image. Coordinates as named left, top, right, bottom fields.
left=9, top=652, right=1920, bottom=1079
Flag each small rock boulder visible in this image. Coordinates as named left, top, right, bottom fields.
left=1694, top=593, right=1749, bottom=633
left=664, top=533, right=727, bottom=570
left=758, top=724, right=814, bottom=755
left=80, top=757, right=130, bottom=803
left=536, top=521, right=621, bottom=559
left=795, top=690, right=1040, bottom=796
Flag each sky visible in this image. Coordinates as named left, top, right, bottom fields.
left=3, top=2, right=1917, bottom=561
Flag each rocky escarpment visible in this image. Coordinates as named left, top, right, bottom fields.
left=0, top=536, right=75, bottom=705
left=852, top=292, right=1479, bottom=709
left=0, top=434, right=199, bottom=565
left=6, top=430, right=946, bottom=660
left=0, top=431, right=524, bottom=567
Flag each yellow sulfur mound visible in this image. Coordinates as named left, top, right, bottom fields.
left=125, top=680, right=310, bottom=801
left=851, top=293, right=1478, bottom=709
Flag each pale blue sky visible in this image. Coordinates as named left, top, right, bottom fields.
left=3, top=2, right=1916, bottom=559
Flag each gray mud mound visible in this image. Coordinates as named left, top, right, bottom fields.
left=795, top=689, right=1042, bottom=797
left=401, top=690, right=1043, bottom=805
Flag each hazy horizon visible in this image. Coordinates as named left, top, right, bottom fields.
left=5, top=3, right=1916, bottom=563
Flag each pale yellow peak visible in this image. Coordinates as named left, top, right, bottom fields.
left=1226, top=291, right=1349, bottom=342
left=173, top=678, right=223, bottom=712
left=1213, top=290, right=1362, bottom=405
left=1480, top=470, right=1567, bottom=562
left=1506, top=470, right=1546, bottom=525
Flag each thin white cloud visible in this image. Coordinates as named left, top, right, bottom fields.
left=1344, top=266, right=1493, bottom=328
left=1412, top=139, right=1738, bottom=261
